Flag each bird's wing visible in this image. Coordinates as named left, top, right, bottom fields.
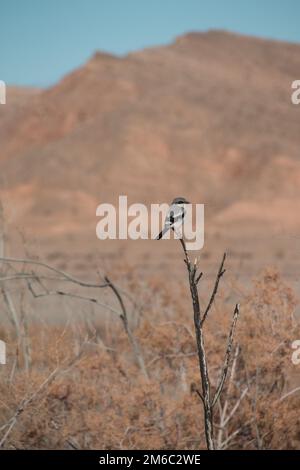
left=165, top=204, right=185, bottom=226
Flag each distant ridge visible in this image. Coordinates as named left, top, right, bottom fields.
left=1, top=30, right=300, bottom=267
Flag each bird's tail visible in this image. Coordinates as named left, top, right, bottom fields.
left=156, top=226, right=170, bottom=240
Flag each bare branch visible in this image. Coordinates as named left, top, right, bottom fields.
left=0, top=274, right=66, bottom=283
left=1, top=255, right=149, bottom=382
left=222, top=386, right=248, bottom=427
left=104, top=276, right=149, bottom=380
left=27, top=280, right=122, bottom=317
left=278, top=386, right=300, bottom=402
left=212, top=304, right=240, bottom=408
left=219, top=419, right=253, bottom=450
left=179, top=237, right=214, bottom=449
left=195, top=389, right=205, bottom=405
left=0, top=256, right=109, bottom=288
left=1, top=286, right=21, bottom=335
left=201, top=253, right=226, bottom=326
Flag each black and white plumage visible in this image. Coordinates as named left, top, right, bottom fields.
left=156, top=197, right=190, bottom=240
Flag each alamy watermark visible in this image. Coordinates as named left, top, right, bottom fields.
left=0, top=340, right=6, bottom=365
left=0, top=80, right=6, bottom=105
left=96, top=196, right=204, bottom=250
left=291, top=340, right=300, bottom=365
left=291, top=80, right=300, bottom=105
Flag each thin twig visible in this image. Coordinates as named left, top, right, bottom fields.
left=0, top=256, right=109, bottom=288
left=201, top=253, right=226, bottom=326
left=27, top=281, right=122, bottom=317
left=278, top=386, right=300, bottom=402
left=105, top=276, right=149, bottom=380
left=212, top=304, right=240, bottom=408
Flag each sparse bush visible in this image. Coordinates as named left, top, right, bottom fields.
left=0, top=260, right=299, bottom=449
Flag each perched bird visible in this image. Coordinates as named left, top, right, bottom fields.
left=156, top=197, right=190, bottom=240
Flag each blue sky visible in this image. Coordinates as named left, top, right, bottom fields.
left=0, top=0, right=300, bottom=87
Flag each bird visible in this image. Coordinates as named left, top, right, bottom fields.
left=156, top=197, right=190, bottom=240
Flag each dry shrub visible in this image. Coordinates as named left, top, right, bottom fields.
left=0, top=267, right=300, bottom=449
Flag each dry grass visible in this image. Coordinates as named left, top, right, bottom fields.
left=0, top=266, right=300, bottom=449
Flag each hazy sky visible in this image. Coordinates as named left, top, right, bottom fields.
left=1, top=0, right=299, bottom=87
